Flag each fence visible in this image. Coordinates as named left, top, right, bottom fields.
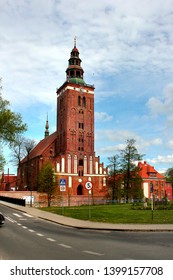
left=0, top=196, right=26, bottom=207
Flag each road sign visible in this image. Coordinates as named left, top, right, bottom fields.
left=60, top=179, right=66, bottom=186
left=60, top=185, right=66, bottom=192
left=85, top=181, right=92, bottom=190
left=60, top=179, right=66, bottom=192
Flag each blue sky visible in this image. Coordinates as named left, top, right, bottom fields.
left=1, top=0, right=173, bottom=174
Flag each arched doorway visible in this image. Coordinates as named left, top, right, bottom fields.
left=77, top=184, right=83, bottom=195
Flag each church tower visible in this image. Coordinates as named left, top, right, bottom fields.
left=55, top=38, right=107, bottom=195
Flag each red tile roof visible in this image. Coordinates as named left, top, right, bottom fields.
left=138, top=161, right=164, bottom=179
left=22, top=131, right=58, bottom=163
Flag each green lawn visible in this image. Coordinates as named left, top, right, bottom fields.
left=40, top=203, right=173, bottom=224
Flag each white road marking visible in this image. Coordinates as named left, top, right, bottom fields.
left=22, top=226, right=28, bottom=229
left=23, top=213, right=33, bottom=217
left=5, top=216, right=16, bottom=223
left=58, top=244, right=72, bottom=249
left=83, top=250, right=104, bottom=256
left=46, top=238, right=56, bottom=242
left=37, top=233, right=44, bottom=237
left=13, top=213, right=22, bottom=218
left=28, top=229, right=35, bottom=233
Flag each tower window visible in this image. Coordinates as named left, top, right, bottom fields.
left=82, top=97, right=86, bottom=107
left=79, top=122, right=84, bottom=129
left=79, top=159, right=83, bottom=166
left=79, top=137, right=84, bottom=143
left=76, top=71, right=80, bottom=77
left=70, top=70, right=74, bottom=77
left=78, top=96, right=81, bottom=106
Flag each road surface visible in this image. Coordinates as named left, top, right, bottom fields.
left=1, top=204, right=173, bottom=260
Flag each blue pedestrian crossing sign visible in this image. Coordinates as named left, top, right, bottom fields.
left=60, top=179, right=66, bottom=186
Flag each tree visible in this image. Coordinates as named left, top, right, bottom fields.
left=0, top=83, right=27, bottom=144
left=107, top=155, right=122, bottom=202
left=165, top=167, right=173, bottom=187
left=37, top=162, right=57, bottom=207
left=10, top=136, right=27, bottom=168
left=10, top=137, right=36, bottom=189
left=119, top=139, right=144, bottom=202
left=165, top=167, right=173, bottom=179
left=0, top=149, right=6, bottom=172
left=0, top=78, right=27, bottom=170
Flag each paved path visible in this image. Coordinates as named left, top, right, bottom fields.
left=1, top=201, right=173, bottom=231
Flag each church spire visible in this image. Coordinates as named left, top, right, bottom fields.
left=74, top=35, right=76, bottom=48
left=44, top=114, right=49, bottom=138
left=66, top=38, right=85, bottom=85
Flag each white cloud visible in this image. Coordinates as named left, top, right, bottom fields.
left=95, top=112, right=112, bottom=122
left=1, top=0, right=173, bottom=109
left=95, top=127, right=164, bottom=160
left=147, top=154, right=173, bottom=165
left=147, top=84, right=173, bottom=125
left=168, top=140, right=173, bottom=149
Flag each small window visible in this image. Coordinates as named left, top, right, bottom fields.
left=78, top=96, right=81, bottom=106
left=79, top=159, right=83, bottom=166
left=83, top=97, right=86, bottom=107
left=79, top=122, right=84, bottom=129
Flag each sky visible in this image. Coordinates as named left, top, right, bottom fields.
left=1, top=0, right=173, bottom=174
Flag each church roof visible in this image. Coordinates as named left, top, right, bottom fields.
left=22, top=131, right=58, bottom=163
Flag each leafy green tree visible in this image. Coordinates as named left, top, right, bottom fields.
left=0, top=149, right=6, bottom=172
left=119, top=139, right=144, bottom=202
left=165, top=167, right=173, bottom=179
left=37, top=162, right=57, bottom=207
left=0, top=96, right=27, bottom=144
left=108, top=155, right=122, bottom=202
left=0, top=78, right=27, bottom=170
left=165, top=167, right=173, bottom=187
left=130, top=174, right=143, bottom=200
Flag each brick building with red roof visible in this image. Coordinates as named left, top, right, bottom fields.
left=0, top=172, right=17, bottom=191
left=138, top=161, right=172, bottom=200
left=18, top=39, right=108, bottom=199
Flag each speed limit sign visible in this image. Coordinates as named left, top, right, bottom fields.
left=85, top=181, right=92, bottom=190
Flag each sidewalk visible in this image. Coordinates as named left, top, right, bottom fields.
left=1, top=201, right=173, bottom=231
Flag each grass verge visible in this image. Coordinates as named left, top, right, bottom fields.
left=40, top=203, right=173, bottom=224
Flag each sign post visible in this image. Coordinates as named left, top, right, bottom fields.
left=150, top=182, right=154, bottom=220
left=60, top=179, right=66, bottom=215
left=85, top=181, right=93, bottom=219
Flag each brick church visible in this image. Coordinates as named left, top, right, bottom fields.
left=18, top=38, right=108, bottom=198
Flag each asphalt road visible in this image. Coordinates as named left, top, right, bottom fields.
left=1, top=204, right=173, bottom=260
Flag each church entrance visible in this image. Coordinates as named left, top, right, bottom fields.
left=77, top=184, right=83, bottom=195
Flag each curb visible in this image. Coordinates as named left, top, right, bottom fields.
left=1, top=201, right=173, bottom=232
